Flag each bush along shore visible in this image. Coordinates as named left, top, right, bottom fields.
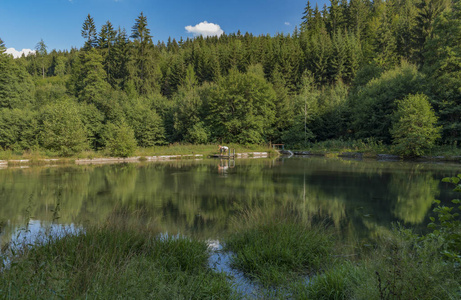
left=1, top=177, right=460, bottom=299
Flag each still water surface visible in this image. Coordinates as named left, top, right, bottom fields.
left=0, top=156, right=460, bottom=247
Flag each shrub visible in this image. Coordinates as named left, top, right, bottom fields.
left=103, top=122, right=137, bottom=157
left=390, top=93, right=441, bottom=157
left=39, top=100, right=88, bottom=156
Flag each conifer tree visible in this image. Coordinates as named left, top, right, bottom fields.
left=301, top=1, right=314, bottom=30
left=81, top=14, right=98, bottom=50
left=424, top=0, right=461, bottom=142
left=328, top=0, right=345, bottom=32
left=412, top=0, right=450, bottom=65
left=78, top=48, right=111, bottom=112
left=0, top=37, right=5, bottom=53
left=35, top=39, right=47, bottom=78
left=130, top=12, right=159, bottom=95
left=99, top=21, right=117, bottom=83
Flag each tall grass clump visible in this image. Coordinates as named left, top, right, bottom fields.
left=0, top=218, right=234, bottom=299
left=291, top=260, right=363, bottom=300
left=224, top=209, right=335, bottom=286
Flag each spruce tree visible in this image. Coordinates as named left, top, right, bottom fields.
left=81, top=14, right=98, bottom=50
left=35, top=39, right=47, bottom=78
left=130, top=12, right=158, bottom=95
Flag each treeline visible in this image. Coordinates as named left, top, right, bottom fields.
left=0, top=0, right=460, bottom=156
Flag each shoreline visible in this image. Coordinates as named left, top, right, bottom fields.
left=0, top=152, right=271, bottom=168
left=1, top=149, right=461, bottom=168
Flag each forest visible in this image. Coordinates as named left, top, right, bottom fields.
left=0, top=0, right=460, bottom=157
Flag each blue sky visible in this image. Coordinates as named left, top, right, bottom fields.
left=1, top=0, right=324, bottom=55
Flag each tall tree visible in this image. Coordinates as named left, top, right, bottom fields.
left=412, top=0, right=450, bottom=65
left=78, top=48, right=111, bottom=113
left=424, top=0, right=461, bottom=143
left=81, top=14, right=98, bottom=50
left=130, top=12, right=158, bottom=95
left=301, top=1, right=314, bottom=31
left=35, top=39, right=47, bottom=78
left=99, top=21, right=117, bottom=83
left=108, top=27, right=130, bottom=90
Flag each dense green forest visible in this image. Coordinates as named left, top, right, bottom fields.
left=0, top=0, right=460, bottom=156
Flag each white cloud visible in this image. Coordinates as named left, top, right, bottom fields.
left=5, top=48, right=36, bottom=58
left=284, top=22, right=291, bottom=26
left=185, top=21, right=224, bottom=38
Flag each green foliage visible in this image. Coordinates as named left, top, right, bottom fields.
left=79, top=102, right=105, bottom=150
left=354, top=226, right=460, bottom=299
left=78, top=48, right=111, bottom=107
left=299, top=261, right=362, bottom=300
left=427, top=175, right=461, bottom=263
left=0, top=222, right=233, bottom=299
left=205, top=68, right=276, bottom=144
left=81, top=14, right=98, bottom=50
left=124, top=97, right=166, bottom=147
left=0, top=108, right=39, bottom=150
left=225, top=215, right=334, bottom=286
left=3, top=2, right=461, bottom=152
left=350, top=62, right=426, bottom=143
left=39, top=100, right=88, bottom=156
left=424, top=0, right=461, bottom=143
left=103, top=121, right=137, bottom=157
left=0, top=54, right=35, bottom=109
left=185, top=122, right=209, bottom=144
left=390, top=93, right=441, bottom=156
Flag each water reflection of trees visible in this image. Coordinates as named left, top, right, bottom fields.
left=0, top=158, right=457, bottom=241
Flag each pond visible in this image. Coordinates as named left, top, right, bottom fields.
left=0, top=156, right=460, bottom=248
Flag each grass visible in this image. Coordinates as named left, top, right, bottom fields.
left=224, top=210, right=335, bottom=286
left=301, top=138, right=391, bottom=156
left=2, top=207, right=460, bottom=299
left=135, top=143, right=275, bottom=157
left=0, top=143, right=276, bottom=163
left=0, top=218, right=235, bottom=299
left=220, top=207, right=461, bottom=299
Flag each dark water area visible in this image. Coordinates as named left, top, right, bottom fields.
left=0, top=156, right=460, bottom=248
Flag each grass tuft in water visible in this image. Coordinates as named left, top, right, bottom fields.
left=224, top=211, right=335, bottom=286
left=0, top=219, right=235, bottom=299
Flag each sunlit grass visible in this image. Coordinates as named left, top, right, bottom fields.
left=0, top=216, right=235, bottom=299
